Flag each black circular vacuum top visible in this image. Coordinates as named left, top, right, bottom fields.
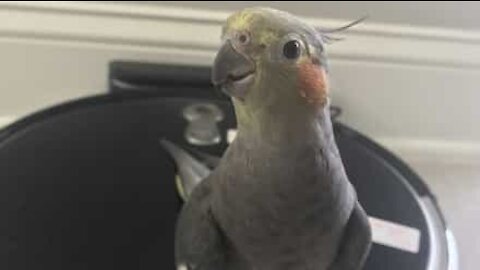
left=0, top=93, right=446, bottom=270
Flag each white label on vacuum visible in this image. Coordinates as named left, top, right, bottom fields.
left=227, top=129, right=238, bottom=144
left=369, top=216, right=421, bottom=253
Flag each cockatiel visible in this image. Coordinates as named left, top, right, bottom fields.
left=169, top=7, right=372, bottom=270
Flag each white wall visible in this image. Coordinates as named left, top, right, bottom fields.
left=129, top=1, right=480, bottom=30
left=0, top=1, right=478, bottom=164
left=0, top=1, right=478, bottom=269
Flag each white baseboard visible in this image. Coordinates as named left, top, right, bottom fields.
left=0, top=116, right=15, bottom=129
left=375, top=138, right=480, bottom=166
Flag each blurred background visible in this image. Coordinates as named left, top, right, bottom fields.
left=0, top=1, right=478, bottom=269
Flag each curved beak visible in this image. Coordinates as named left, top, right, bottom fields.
left=211, top=40, right=255, bottom=100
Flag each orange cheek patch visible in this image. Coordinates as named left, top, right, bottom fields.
left=298, top=62, right=329, bottom=106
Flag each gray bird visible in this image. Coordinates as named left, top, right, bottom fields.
left=163, top=7, right=372, bottom=270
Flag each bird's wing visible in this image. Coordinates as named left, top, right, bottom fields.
left=175, top=176, right=227, bottom=270
left=326, top=202, right=372, bottom=270
left=160, top=139, right=212, bottom=201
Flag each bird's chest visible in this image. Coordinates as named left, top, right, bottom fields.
left=212, top=144, right=353, bottom=269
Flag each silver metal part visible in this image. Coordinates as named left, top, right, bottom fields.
left=420, top=196, right=459, bottom=270
left=183, top=103, right=224, bottom=146
left=446, top=228, right=459, bottom=270
left=159, top=139, right=211, bottom=201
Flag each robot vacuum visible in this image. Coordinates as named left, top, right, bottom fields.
left=0, top=62, right=457, bottom=270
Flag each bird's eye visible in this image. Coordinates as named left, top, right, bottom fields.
left=283, top=40, right=301, bottom=59
left=239, top=34, right=248, bottom=44
left=236, top=32, right=250, bottom=45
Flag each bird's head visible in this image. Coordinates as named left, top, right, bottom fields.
left=212, top=7, right=340, bottom=126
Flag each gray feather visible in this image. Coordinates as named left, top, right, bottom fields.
left=159, top=139, right=211, bottom=201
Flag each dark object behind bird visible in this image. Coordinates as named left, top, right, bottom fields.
left=0, top=62, right=457, bottom=270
